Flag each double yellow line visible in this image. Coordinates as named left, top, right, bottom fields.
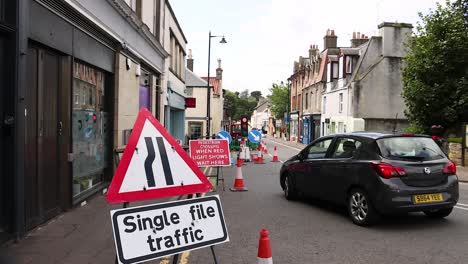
left=158, top=167, right=211, bottom=264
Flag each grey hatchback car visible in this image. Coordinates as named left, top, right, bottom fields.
left=280, top=133, right=459, bottom=226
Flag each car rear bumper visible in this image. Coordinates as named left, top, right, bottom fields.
left=372, top=175, right=459, bottom=214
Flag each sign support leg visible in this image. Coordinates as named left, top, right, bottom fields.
left=210, top=245, right=219, bottom=264
left=115, top=202, right=129, bottom=264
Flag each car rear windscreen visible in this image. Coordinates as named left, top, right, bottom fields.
left=377, top=137, right=446, bottom=161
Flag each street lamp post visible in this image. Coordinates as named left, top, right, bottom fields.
left=206, top=31, right=227, bottom=138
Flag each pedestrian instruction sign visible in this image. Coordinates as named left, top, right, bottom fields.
left=111, top=195, right=229, bottom=264
left=189, top=139, right=231, bottom=167
left=106, top=108, right=212, bottom=204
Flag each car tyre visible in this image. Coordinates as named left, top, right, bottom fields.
left=347, top=188, right=379, bottom=226
left=423, top=207, right=453, bottom=218
left=283, top=173, right=297, bottom=200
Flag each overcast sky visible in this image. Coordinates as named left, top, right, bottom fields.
left=170, top=0, right=444, bottom=96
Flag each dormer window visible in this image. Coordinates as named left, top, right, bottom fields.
left=332, top=62, right=339, bottom=79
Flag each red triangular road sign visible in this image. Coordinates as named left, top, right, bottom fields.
left=106, top=108, right=212, bottom=204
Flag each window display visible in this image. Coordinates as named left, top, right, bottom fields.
left=72, top=61, right=109, bottom=197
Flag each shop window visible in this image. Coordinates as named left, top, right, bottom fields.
left=189, top=122, right=203, bottom=139
left=139, top=71, right=151, bottom=110
left=72, top=61, right=109, bottom=198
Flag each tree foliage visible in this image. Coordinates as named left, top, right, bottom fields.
left=250, top=91, right=262, bottom=101
left=269, top=82, right=289, bottom=118
left=402, top=0, right=468, bottom=133
left=223, top=89, right=259, bottom=120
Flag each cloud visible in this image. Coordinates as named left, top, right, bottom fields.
left=172, top=0, right=442, bottom=96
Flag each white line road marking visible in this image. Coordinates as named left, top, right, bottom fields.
left=456, top=203, right=468, bottom=207
left=265, top=139, right=302, bottom=151
left=455, top=206, right=468, bottom=212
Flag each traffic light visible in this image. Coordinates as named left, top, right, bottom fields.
left=241, top=115, right=249, bottom=137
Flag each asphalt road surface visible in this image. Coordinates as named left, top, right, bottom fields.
left=183, top=137, right=468, bottom=264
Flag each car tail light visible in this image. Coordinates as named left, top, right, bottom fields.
left=371, top=163, right=407, bottom=179
left=443, top=161, right=457, bottom=175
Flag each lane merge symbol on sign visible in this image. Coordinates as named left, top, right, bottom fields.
left=106, top=108, right=213, bottom=204
left=111, top=195, right=229, bottom=264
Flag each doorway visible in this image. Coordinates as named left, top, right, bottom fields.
left=24, top=46, right=63, bottom=229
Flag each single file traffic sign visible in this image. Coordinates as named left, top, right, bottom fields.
left=110, top=195, right=229, bottom=264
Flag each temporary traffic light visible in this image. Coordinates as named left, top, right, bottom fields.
left=241, top=115, right=249, bottom=137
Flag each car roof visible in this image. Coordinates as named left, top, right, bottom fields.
left=331, top=132, right=430, bottom=140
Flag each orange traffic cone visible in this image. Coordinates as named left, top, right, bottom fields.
left=230, top=162, right=248, bottom=192
left=263, top=142, right=268, bottom=154
left=272, top=146, right=279, bottom=162
left=237, top=157, right=244, bottom=167
left=239, top=147, right=245, bottom=165
left=257, top=229, right=273, bottom=264
left=256, top=150, right=265, bottom=164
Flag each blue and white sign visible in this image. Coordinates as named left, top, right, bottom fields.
left=216, top=130, right=232, bottom=143
left=248, top=130, right=262, bottom=143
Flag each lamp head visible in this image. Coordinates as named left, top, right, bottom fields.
left=219, top=36, right=227, bottom=44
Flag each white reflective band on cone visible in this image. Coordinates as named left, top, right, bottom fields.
left=258, top=257, right=273, bottom=264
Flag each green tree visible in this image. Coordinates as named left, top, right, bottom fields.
left=224, top=90, right=238, bottom=120
left=402, top=0, right=468, bottom=133
left=250, top=90, right=262, bottom=101
left=269, top=82, right=289, bottom=118
left=235, top=89, right=257, bottom=119
left=223, top=89, right=258, bottom=120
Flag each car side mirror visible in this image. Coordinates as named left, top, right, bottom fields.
left=297, top=152, right=305, bottom=161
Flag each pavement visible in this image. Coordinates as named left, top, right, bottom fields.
left=265, top=135, right=468, bottom=183
left=2, top=137, right=468, bottom=264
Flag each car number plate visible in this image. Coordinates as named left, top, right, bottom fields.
left=413, top=193, right=443, bottom=204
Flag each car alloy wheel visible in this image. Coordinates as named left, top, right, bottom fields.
left=347, top=188, right=379, bottom=226
left=350, top=192, right=368, bottom=222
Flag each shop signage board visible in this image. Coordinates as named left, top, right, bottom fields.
left=189, top=139, right=231, bottom=167
left=216, top=130, right=232, bottom=143
left=106, top=108, right=212, bottom=204
left=248, top=129, right=262, bottom=143
left=111, top=195, right=229, bottom=264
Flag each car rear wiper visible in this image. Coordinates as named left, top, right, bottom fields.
left=395, top=156, right=426, bottom=161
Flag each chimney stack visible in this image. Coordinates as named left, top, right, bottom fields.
left=324, top=29, right=338, bottom=50
left=216, top=58, right=223, bottom=80
left=309, top=44, right=318, bottom=58
left=187, top=49, right=194, bottom=71
left=351, top=32, right=370, bottom=48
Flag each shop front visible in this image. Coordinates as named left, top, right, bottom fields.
left=290, top=112, right=299, bottom=142
left=165, top=85, right=186, bottom=144
left=19, top=0, right=115, bottom=232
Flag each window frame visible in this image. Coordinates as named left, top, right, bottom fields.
left=301, top=137, right=334, bottom=160
left=329, top=137, right=363, bottom=160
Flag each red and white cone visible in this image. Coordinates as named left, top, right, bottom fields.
left=230, top=162, right=248, bottom=192
left=256, top=150, right=265, bottom=164
left=257, top=229, right=273, bottom=264
left=263, top=141, right=268, bottom=154
left=239, top=147, right=245, bottom=166
left=272, top=146, right=279, bottom=162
